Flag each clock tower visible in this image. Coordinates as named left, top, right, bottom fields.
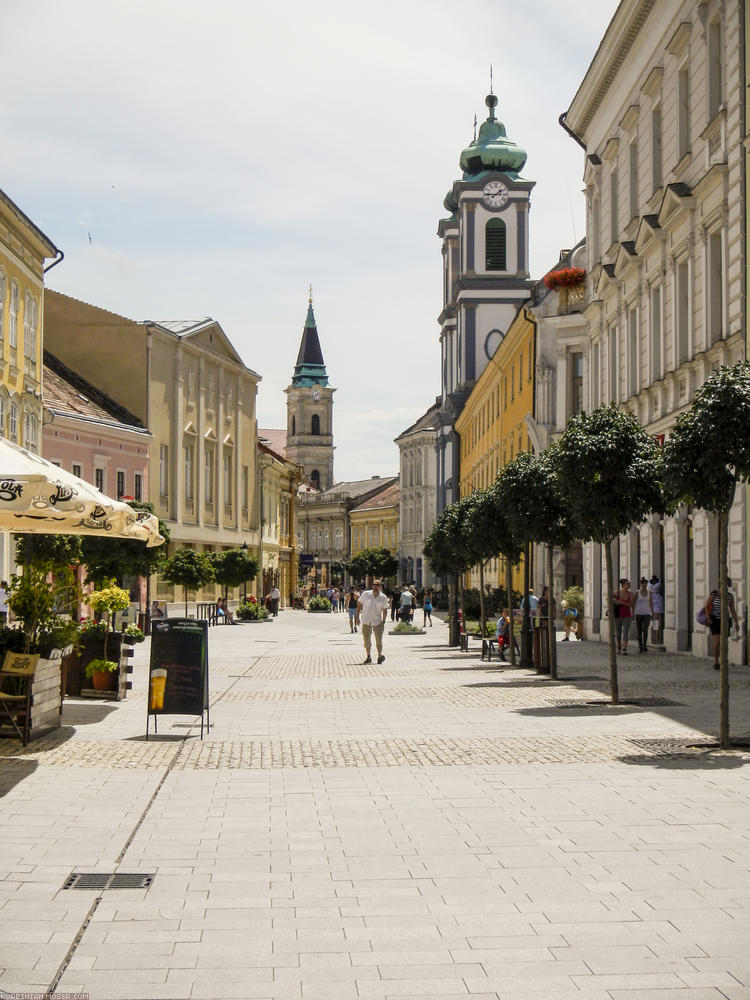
left=284, top=295, right=335, bottom=490
left=436, top=88, right=534, bottom=512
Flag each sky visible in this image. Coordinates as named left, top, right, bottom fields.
left=5, top=0, right=619, bottom=482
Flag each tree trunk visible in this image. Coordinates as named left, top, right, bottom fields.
left=448, top=574, right=460, bottom=647
left=547, top=544, right=557, bottom=680
left=184, top=587, right=189, bottom=617
left=478, top=562, right=486, bottom=636
left=604, top=539, right=619, bottom=704
left=506, top=558, right=516, bottom=668
left=719, top=506, right=730, bottom=749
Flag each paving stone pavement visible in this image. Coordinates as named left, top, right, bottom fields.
left=0, top=611, right=749, bottom=999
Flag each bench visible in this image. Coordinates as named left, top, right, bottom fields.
left=196, top=603, right=218, bottom=626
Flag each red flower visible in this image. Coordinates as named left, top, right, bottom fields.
left=543, top=267, right=586, bottom=291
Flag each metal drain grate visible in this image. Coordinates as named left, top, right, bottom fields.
left=63, top=872, right=155, bottom=891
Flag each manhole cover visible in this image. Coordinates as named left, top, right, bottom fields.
left=63, top=872, right=155, bottom=890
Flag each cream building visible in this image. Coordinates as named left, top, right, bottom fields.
left=349, top=479, right=400, bottom=579
left=563, top=0, right=745, bottom=659
left=256, top=440, right=304, bottom=606
left=0, top=189, right=62, bottom=576
left=44, top=291, right=261, bottom=604
left=395, top=402, right=439, bottom=589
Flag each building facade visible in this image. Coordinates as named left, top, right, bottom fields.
left=0, top=189, right=62, bottom=577
left=43, top=291, right=261, bottom=605
left=255, top=440, right=303, bottom=606
left=435, top=89, right=534, bottom=514
left=564, top=0, right=745, bottom=658
left=349, top=478, right=400, bottom=577
left=395, top=402, right=439, bottom=589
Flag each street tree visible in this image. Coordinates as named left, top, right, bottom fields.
left=555, top=404, right=663, bottom=703
left=498, top=450, right=575, bottom=678
left=479, top=478, right=524, bottom=666
left=347, top=547, right=398, bottom=585
left=663, top=362, right=750, bottom=747
left=210, top=548, right=259, bottom=604
left=161, top=548, right=215, bottom=616
left=423, top=497, right=475, bottom=646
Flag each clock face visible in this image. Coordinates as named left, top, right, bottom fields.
left=311, top=387, right=321, bottom=401
left=482, top=180, right=509, bottom=209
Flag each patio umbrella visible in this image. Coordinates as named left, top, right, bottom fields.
left=0, top=437, right=164, bottom=546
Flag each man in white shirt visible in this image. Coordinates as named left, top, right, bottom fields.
left=269, top=586, right=281, bottom=616
left=399, top=587, right=413, bottom=623
left=357, top=579, right=389, bottom=664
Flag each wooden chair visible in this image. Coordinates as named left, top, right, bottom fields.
left=0, top=652, right=39, bottom=746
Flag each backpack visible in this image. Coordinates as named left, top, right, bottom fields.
left=696, top=606, right=707, bottom=626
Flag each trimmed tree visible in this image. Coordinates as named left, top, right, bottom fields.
left=423, top=497, right=476, bottom=647
left=498, top=450, right=575, bottom=679
left=161, top=548, right=215, bottom=616
left=347, top=547, right=398, bottom=585
left=555, top=405, right=663, bottom=704
left=483, top=475, right=527, bottom=669
left=210, top=548, right=260, bottom=604
left=662, top=362, right=750, bottom=748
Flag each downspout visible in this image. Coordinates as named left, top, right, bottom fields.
left=558, top=111, right=587, bottom=151
left=43, top=249, right=64, bottom=274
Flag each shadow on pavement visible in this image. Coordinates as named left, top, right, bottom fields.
left=61, top=702, right=118, bottom=726
left=618, top=750, right=748, bottom=769
left=0, top=759, right=38, bottom=796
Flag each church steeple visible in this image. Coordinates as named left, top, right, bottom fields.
left=291, top=293, right=329, bottom=387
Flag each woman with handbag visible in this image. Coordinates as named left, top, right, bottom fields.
left=613, top=579, right=634, bottom=655
left=705, top=580, right=739, bottom=670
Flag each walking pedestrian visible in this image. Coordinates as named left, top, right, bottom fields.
left=613, top=579, right=634, bottom=654
left=330, top=588, right=339, bottom=613
left=648, top=575, right=664, bottom=643
left=705, top=578, right=739, bottom=670
left=390, top=590, right=400, bottom=621
left=269, top=585, right=281, bottom=616
left=561, top=600, right=579, bottom=640
left=399, top=586, right=413, bottom=623
left=357, top=579, right=389, bottom=664
left=423, top=588, right=433, bottom=627
left=633, top=578, right=653, bottom=653
left=345, top=586, right=360, bottom=633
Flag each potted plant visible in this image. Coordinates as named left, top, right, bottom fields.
left=122, top=623, right=146, bottom=645
left=85, top=585, right=130, bottom=692
left=307, top=595, right=332, bottom=613
left=84, top=656, right=119, bottom=692
left=236, top=599, right=270, bottom=622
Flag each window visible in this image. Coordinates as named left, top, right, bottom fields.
left=23, top=293, right=37, bottom=365
left=678, top=66, right=690, bottom=160
left=706, top=230, right=723, bottom=346
left=311, top=414, right=320, bottom=435
left=0, top=271, right=5, bottom=341
left=72, top=463, right=81, bottom=478
left=310, top=469, right=320, bottom=488
left=485, top=218, right=507, bottom=270
left=223, top=451, right=232, bottom=507
left=519, top=353, right=523, bottom=390
left=134, top=473, right=142, bottom=502
left=242, top=465, right=249, bottom=511
left=708, top=21, right=722, bottom=120
left=591, top=341, right=600, bottom=409
left=591, top=197, right=601, bottom=262
left=650, top=285, right=663, bottom=381
left=511, top=365, right=515, bottom=401
left=291, top=415, right=296, bottom=436
left=117, top=470, right=125, bottom=499
left=676, top=259, right=690, bottom=365
left=609, top=168, right=619, bottom=244
left=628, top=306, right=639, bottom=397
left=629, top=140, right=638, bottom=220
left=570, top=352, right=584, bottom=415
left=29, top=414, right=37, bottom=451
left=9, top=281, right=18, bottom=351
left=159, top=445, right=169, bottom=497
left=608, top=324, right=618, bottom=402
left=184, top=444, right=194, bottom=500
left=95, top=467, right=104, bottom=493
left=651, top=107, right=662, bottom=191
left=8, top=402, right=17, bottom=442
left=204, top=448, right=214, bottom=502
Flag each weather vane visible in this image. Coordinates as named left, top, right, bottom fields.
left=308, top=283, right=313, bottom=304
left=490, top=63, right=494, bottom=95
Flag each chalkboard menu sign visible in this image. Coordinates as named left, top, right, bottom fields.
left=146, top=618, right=209, bottom=738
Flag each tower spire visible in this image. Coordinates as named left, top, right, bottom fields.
left=292, top=292, right=329, bottom=387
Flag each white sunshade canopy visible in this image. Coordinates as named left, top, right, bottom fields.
left=0, top=438, right=164, bottom=547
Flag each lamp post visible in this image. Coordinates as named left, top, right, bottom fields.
left=313, top=553, right=319, bottom=595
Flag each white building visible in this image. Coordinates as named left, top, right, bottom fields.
left=563, top=0, right=745, bottom=658
left=394, top=401, right=439, bottom=588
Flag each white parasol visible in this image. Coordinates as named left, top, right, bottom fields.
left=0, top=437, right=164, bottom=546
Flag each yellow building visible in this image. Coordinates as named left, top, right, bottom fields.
left=0, top=189, right=62, bottom=576
left=256, top=441, right=304, bottom=606
left=44, top=291, right=261, bottom=606
left=349, top=479, right=400, bottom=578
left=455, top=304, right=536, bottom=595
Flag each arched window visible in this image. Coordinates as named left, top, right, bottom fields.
left=0, top=271, right=6, bottom=341
left=311, top=414, right=320, bottom=435
left=9, top=281, right=19, bottom=348
left=0, top=395, right=5, bottom=436
left=310, top=469, right=320, bottom=488
left=9, top=401, right=17, bottom=442
left=485, top=218, right=507, bottom=271
left=291, top=415, right=296, bottom=436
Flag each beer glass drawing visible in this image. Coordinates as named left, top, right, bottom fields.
left=149, top=668, right=168, bottom=711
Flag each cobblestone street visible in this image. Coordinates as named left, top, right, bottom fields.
left=0, top=611, right=749, bottom=999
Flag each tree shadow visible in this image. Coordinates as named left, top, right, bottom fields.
left=61, top=702, right=119, bottom=726
left=618, top=746, right=749, bottom=769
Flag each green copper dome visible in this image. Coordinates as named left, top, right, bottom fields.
left=459, top=93, right=527, bottom=179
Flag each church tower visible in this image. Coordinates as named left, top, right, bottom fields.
left=284, top=294, right=335, bottom=490
left=436, top=88, right=535, bottom=512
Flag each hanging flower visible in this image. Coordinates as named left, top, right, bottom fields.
left=543, top=266, right=586, bottom=291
